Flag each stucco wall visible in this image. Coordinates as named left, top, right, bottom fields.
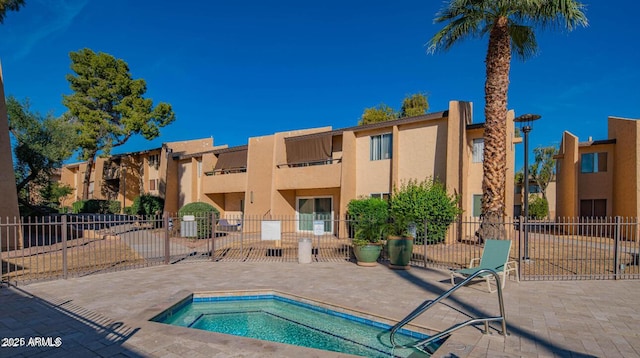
left=0, top=66, right=22, bottom=249
left=609, top=117, right=639, bottom=217
left=397, top=119, right=447, bottom=183
left=464, top=129, right=484, bottom=216
left=355, top=129, right=392, bottom=197
left=555, top=132, right=579, bottom=217
left=178, top=160, right=192, bottom=209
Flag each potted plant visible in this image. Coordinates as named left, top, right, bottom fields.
left=347, top=198, right=389, bottom=266
left=388, top=178, right=462, bottom=269
left=386, top=215, right=415, bottom=270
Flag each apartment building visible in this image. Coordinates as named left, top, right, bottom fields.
left=555, top=116, right=640, bottom=218
left=58, top=101, right=521, bottom=230
left=514, top=178, right=557, bottom=219
left=60, top=138, right=218, bottom=211
left=173, top=101, right=520, bottom=230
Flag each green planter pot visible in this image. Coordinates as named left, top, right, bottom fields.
left=353, top=244, right=382, bottom=267
left=387, top=236, right=414, bottom=270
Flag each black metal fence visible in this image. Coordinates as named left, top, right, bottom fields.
left=2, top=214, right=639, bottom=285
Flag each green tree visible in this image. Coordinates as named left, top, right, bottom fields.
left=358, top=103, right=397, bottom=125
left=400, top=93, right=429, bottom=118
left=529, top=145, right=556, bottom=200
left=39, top=181, right=73, bottom=210
left=429, top=0, right=587, bottom=237
left=0, top=0, right=25, bottom=23
left=63, top=48, right=176, bottom=200
left=389, top=178, right=461, bottom=244
left=7, top=96, right=78, bottom=203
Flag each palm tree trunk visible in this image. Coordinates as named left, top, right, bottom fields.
left=479, top=16, right=511, bottom=240
left=82, top=154, right=96, bottom=200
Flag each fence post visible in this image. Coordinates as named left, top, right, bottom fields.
left=164, top=213, right=170, bottom=264
left=211, top=212, right=217, bottom=261
left=614, top=216, right=621, bottom=280
left=423, top=219, right=428, bottom=268
left=62, top=215, right=68, bottom=279
left=518, top=216, right=523, bottom=280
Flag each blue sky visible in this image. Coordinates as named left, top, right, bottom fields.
left=0, top=0, right=638, bottom=169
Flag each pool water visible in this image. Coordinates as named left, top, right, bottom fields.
left=152, top=293, right=441, bottom=357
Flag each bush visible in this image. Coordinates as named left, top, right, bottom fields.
left=528, top=196, right=549, bottom=219
left=178, top=202, right=219, bottom=239
left=389, top=178, right=461, bottom=244
left=71, top=199, right=121, bottom=214
left=347, top=197, right=389, bottom=246
left=131, top=194, right=164, bottom=216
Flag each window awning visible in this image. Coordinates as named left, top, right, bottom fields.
left=285, top=134, right=332, bottom=164
left=214, top=149, right=248, bottom=170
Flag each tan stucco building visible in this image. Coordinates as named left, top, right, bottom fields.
left=555, top=116, right=640, bottom=219
left=60, top=138, right=220, bottom=212
left=0, top=65, right=22, bottom=249
left=59, top=101, right=520, bottom=231
left=171, top=101, right=519, bottom=225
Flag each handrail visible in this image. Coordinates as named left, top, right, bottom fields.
left=389, top=268, right=508, bottom=351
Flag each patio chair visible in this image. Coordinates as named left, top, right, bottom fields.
left=216, top=219, right=240, bottom=232
left=450, top=239, right=518, bottom=293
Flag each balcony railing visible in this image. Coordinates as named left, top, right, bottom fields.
left=103, top=167, right=121, bottom=181
left=276, top=158, right=341, bottom=169
left=204, top=167, right=248, bottom=176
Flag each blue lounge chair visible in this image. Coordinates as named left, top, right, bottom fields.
left=450, top=239, right=518, bottom=293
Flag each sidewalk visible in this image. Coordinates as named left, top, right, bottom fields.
left=1, top=262, right=639, bottom=357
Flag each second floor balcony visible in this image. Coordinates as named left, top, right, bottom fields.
left=276, top=159, right=342, bottom=190
left=202, top=167, right=248, bottom=193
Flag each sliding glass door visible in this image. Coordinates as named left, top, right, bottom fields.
left=297, top=197, right=333, bottom=233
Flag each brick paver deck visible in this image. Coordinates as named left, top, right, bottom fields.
left=1, top=262, right=639, bottom=357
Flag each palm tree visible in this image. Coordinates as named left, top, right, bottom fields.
left=0, top=0, right=25, bottom=23
left=428, top=0, right=587, bottom=239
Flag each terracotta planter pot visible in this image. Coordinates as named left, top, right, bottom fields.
left=387, top=235, right=413, bottom=270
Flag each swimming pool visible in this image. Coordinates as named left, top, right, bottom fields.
left=151, top=290, right=442, bottom=357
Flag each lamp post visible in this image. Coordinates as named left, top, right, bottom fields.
left=514, top=113, right=541, bottom=261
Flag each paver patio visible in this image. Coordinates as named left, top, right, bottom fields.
left=1, top=261, right=639, bottom=357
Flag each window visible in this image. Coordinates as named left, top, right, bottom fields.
left=149, top=179, right=159, bottom=191
left=472, top=194, right=482, bottom=217
left=472, top=139, right=484, bottom=163
left=148, top=154, right=160, bottom=169
left=581, top=152, right=607, bottom=173
left=580, top=199, right=606, bottom=217
left=370, top=193, right=390, bottom=201
left=197, top=160, right=202, bottom=177
left=370, top=133, right=392, bottom=161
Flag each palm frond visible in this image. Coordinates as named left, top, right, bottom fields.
left=509, top=23, right=537, bottom=60
left=429, top=0, right=491, bottom=53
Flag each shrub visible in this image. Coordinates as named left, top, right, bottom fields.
left=71, top=199, right=121, bottom=214
left=347, top=197, right=389, bottom=246
left=178, top=202, right=219, bottom=239
left=131, top=194, right=164, bottom=216
left=389, top=178, right=461, bottom=244
left=528, top=196, right=549, bottom=219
